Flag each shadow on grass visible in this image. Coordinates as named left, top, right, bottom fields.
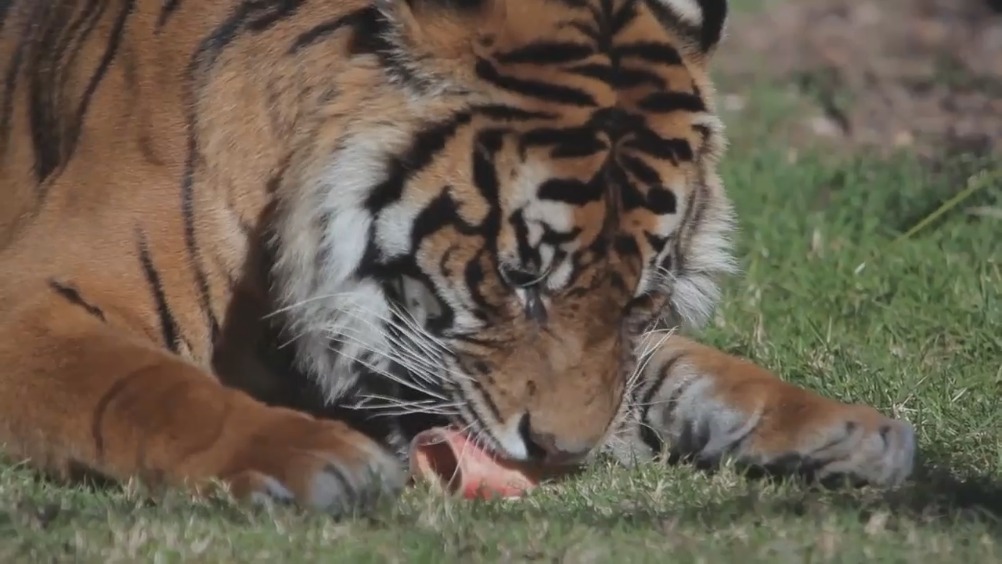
left=723, top=450, right=1002, bottom=525
left=397, top=462, right=1002, bottom=545
left=551, top=455, right=1002, bottom=534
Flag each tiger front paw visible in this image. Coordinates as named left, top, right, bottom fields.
left=710, top=402, right=917, bottom=488
left=220, top=409, right=406, bottom=514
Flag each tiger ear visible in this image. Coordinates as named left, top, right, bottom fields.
left=375, top=0, right=507, bottom=54
left=647, top=0, right=728, bottom=60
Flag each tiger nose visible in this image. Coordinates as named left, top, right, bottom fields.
left=518, top=414, right=594, bottom=465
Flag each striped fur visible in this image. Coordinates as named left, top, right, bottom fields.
left=0, top=0, right=914, bottom=513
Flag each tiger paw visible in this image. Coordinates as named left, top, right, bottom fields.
left=220, top=410, right=406, bottom=514
left=724, top=404, right=917, bottom=488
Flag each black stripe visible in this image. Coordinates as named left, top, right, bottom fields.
left=137, top=232, right=181, bottom=353
left=156, top=0, right=181, bottom=29
left=612, top=42, right=684, bottom=65
left=473, top=104, right=556, bottom=121
left=494, top=41, right=594, bottom=65
left=456, top=400, right=502, bottom=455
left=462, top=250, right=498, bottom=314
left=673, top=169, right=709, bottom=274
left=636, top=91, right=706, bottom=113
left=183, top=0, right=256, bottom=344
left=289, top=6, right=422, bottom=92
left=57, top=0, right=105, bottom=82
left=617, top=176, right=646, bottom=219
left=465, top=376, right=502, bottom=428
left=695, top=0, right=728, bottom=52
left=614, top=234, right=640, bottom=256
left=638, top=353, right=684, bottom=410
left=623, top=128, right=694, bottom=163
left=646, top=186, right=677, bottom=215
left=509, top=209, right=539, bottom=271
left=642, top=0, right=700, bottom=47
left=475, top=58, right=595, bottom=107
left=537, top=177, right=603, bottom=205
left=680, top=171, right=710, bottom=261
left=520, top=126, right=609, bottom=159
left=29, top=0, right=103, bottom=182
left=190, top=0, right=309, bottom=75
left=69, top=0, right=132, bottom=154
left=364, top=112, right=474, bottom=212
left=48, top=279, right=107, bottom=322
left=609, top=0, right=640, bottom=36
left=30, top=0, right=132, bottom=188
left=636, top=354, right=690, bottom=455
left=619, top=153, right=661, bottom=186
left=288, top=8, right=371, bottom=54
left=671, top=181, right=698, bottom=273
left=246, top=0, right=304, bottom=32
left=642, top=0, right=726, bottom=53
left=614, top=66, right=668, bottom=89
left=567, top=62, right=614, bottom=84
left=27, top=3, right=69, bottom=182
left=549, top=0, right=592, bottom=8
left=567, top=63, right=665, bottom=89
left=644, top=230, right=669, bottom=253
left=180, top=161, right=221, bottom=345
left=471, top=129, right=503, bottom=238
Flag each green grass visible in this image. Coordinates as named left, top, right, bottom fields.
left=4, top=28, right=1002, bottom=564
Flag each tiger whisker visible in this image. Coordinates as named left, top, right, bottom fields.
left=324, top=336, right=450, bottom=402
left=320, top=319, right=447, bottom=381
left=329, top=306, right=474, bottom=384
left=329, top=324, right=448, bottom=386
left=350, top=394, right=465, bottom=414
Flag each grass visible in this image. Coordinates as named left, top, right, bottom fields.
left=4, top=15, right=1002, bottom=564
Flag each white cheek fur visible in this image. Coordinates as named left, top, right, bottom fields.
left=271, top=126, right=412, bottom=401
left=653, top=0, right=706, bottom=27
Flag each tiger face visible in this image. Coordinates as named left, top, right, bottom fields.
left=273, top=0, right=735, bottom=465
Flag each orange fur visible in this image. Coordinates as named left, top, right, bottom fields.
left=0, top=0, right=914, bottom=513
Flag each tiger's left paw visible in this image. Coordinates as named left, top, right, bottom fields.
left=734, top=404, right=917, bottom=488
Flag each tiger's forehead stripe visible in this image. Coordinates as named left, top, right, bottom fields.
left=465, top=3, right=713, bottom=224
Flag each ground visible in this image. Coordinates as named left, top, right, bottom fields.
left=2, top=0, right=1001, bottom=561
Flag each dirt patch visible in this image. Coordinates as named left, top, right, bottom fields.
left=717, top=0, right=1002, bottom=160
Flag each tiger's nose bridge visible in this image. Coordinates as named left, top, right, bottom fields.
left=523, top=330, right=585, bottom=376
left=499, top=331, right=615, bottom=458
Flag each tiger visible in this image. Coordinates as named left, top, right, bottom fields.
left=0, top=0, right=916, bottom=514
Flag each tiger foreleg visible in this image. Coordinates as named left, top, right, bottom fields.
left=0, top=299, right=405, bottom=513
left=616, top=335, right=916, bottom=487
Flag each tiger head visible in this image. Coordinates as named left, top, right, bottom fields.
left=272, top=0, right=735, bottom=465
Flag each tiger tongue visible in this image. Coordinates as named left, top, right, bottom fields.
left=408, top=426, right=541, bottom=500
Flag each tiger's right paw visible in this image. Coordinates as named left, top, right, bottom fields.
left=221, top=411, right=406, bottom=515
